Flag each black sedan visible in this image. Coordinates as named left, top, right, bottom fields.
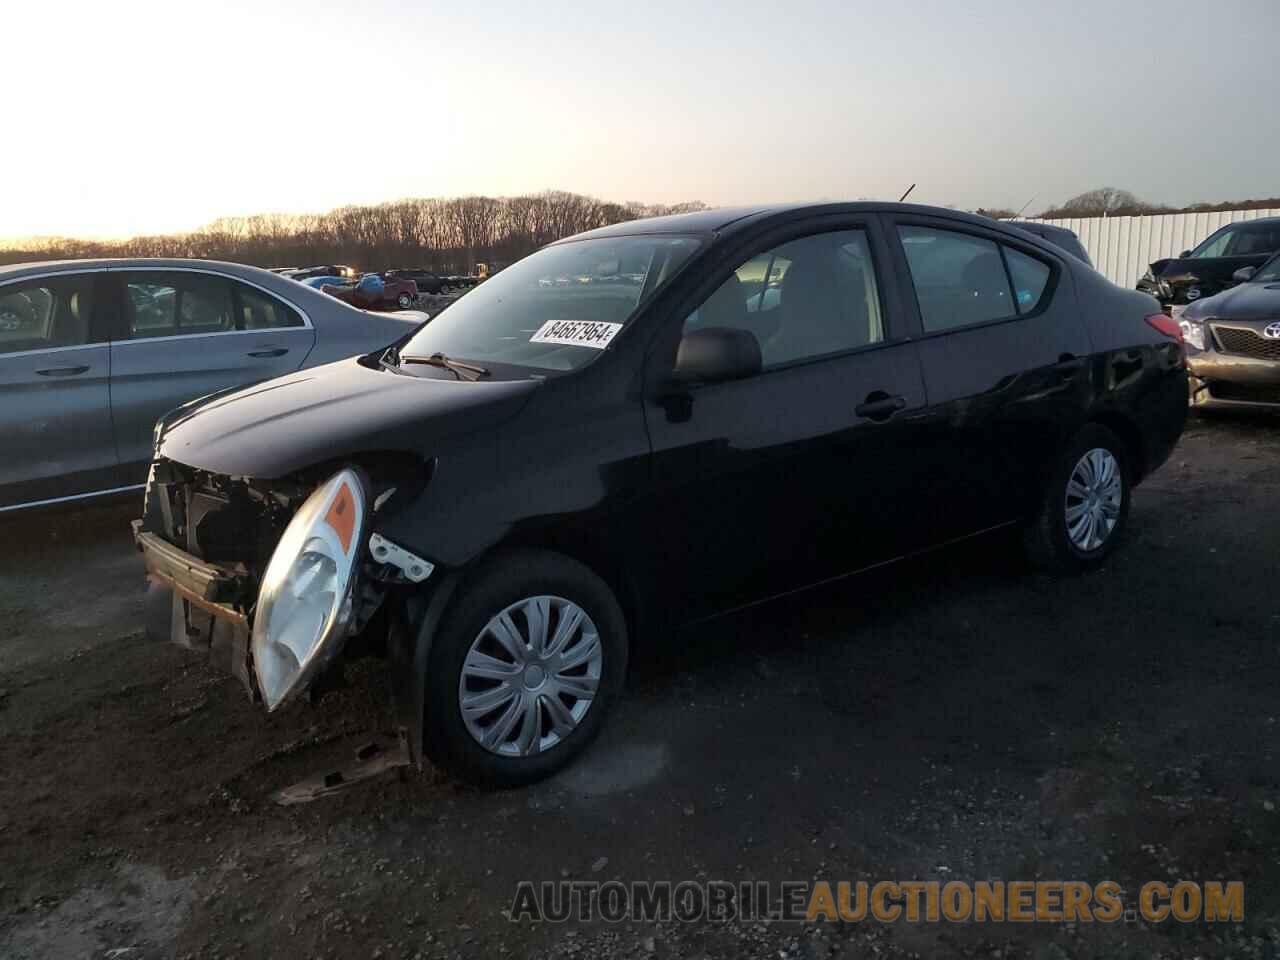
left=1138, top=217, right=1280, bottom=310
left=1180, top=252, right=1280, bottom=407
left=132, top=202, right=1188, bottom=787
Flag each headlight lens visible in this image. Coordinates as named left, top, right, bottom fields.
left=252, top=467, right=366, bottom=710
left=1179, top=319, right=1207, bottom=351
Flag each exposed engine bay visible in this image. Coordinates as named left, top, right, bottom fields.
left=133, top=457, right=419, bottom=705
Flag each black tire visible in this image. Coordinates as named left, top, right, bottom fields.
left=422, top=549, right=628, bottom=788
left=1023, top=423, right=1132, bottom=573
left=397, top=292, right=413, bottom=309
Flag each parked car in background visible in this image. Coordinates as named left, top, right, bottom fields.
left=1179, top=251, right=1280, bottom=408
left=1005, top=221, right=1093, bottom=266
left=286, top=265, right=358, bottom=282
left=1138, top=217, right=1280, bottom=311
left=301, top=276, right=350, bottom=290
left=133, top=202, right=1187, bottom=787
left=321, top=273, right=418, bottom=311
left=386, top=269, right=449, bottom=295
left=0, top=259, right=420, bottom=512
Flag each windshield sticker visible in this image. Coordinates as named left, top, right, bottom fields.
left=530, top=320, right=623, bottom=350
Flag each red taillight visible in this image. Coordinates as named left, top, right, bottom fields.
left=1145, top=313, right=1183, bottom=342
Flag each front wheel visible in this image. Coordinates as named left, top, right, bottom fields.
left=422, top=550, right=628, bottom=788
left=397, top=292, right=413, bottom=309
left=1023, top=424, right=1132, bottom=573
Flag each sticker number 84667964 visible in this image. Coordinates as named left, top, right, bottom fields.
left=529, top=319, right=623, bottom=350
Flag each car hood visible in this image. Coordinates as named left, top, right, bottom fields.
left=156, top=356, right=539, bottom=478
left=1183, top=282, right=1280, bottom=321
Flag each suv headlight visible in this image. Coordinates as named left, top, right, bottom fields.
left=252, top=467, right=367, bottom=710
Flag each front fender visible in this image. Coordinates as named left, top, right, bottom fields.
left=386, top=570, right=464, bottom=767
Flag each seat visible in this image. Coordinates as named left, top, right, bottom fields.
left=50, top=289, right=89, bottom=347
left=770, top=249, right=870, bottom=363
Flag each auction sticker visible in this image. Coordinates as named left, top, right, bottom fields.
left=530, top=319, right=623, bottom=349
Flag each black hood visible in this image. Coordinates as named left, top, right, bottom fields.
left=156, top=357, right=539, bottom=478
left=1143, top=253, right=1273, bottom=305
left=1183, top=281, right=1280, bottom=322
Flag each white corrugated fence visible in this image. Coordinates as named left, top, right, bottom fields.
left=1016, top=209, right=1280, bottom=289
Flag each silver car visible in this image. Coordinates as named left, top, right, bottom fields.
left=0, top=258, right=421, bottom=512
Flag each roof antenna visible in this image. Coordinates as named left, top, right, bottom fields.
left=898, top=183, right=916, bottom=202
left=1014, top=194, right=1037, bottom=219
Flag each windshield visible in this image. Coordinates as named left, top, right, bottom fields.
left=398, top=235, right=701, bottom=372
left=1254, top=253, right=1280, bottom=283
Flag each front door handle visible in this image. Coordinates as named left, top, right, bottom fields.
left=1050, top=354, right=1085, bottom=374
left=35, top=365, right=90, bottom=377
left=247, top=348, right=288, bottom=358
left=855, top=392, right=906, bottom=421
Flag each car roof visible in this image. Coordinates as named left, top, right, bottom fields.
left=0, top=257, right=284, bottom=280
left=556, top=202, right=1051, bottom=243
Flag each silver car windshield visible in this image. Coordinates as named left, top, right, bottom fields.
left=399, top=235, right=702, bottom=372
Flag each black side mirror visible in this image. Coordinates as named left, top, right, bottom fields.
left=1232, top=265, right=1257, bottom=283
left=1179, top=249, right=1192, bottom=258
left=672, top=327, right=762, bottom=384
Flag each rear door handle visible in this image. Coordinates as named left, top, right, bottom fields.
left=855, top=393, right=907, bottom=421
left=247, top=348, right=288, bottom=358
left=35, top=365, right=90, bottom=377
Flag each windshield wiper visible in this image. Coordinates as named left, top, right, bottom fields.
left=401, top=352, right=491, bottom=381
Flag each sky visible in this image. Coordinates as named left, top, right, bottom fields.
left=3, top=0, right=1277, bottom=240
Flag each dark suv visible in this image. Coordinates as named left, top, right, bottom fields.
left=1138, top=217, right=1280, bottom=311
left=386, top=269, right=449, bottom=295
left=133, top=202, right=1188, bottom=787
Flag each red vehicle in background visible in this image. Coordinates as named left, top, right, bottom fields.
left=321, top=273, right=419, bottom=311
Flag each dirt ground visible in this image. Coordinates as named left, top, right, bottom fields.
left=2, top=411, right=1278, bottom=959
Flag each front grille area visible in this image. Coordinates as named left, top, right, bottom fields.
left=1212, top=325, right=1280, bottom=361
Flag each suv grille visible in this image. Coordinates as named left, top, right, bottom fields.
left=1213, top=325, right=1280, bottom=361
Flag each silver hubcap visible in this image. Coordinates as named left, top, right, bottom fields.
left=1064, top=447, right=1122, bottom=551
left=458, top=596, right=603, bottom=757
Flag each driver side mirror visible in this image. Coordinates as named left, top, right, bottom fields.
left=1232, top=265, right=1257, bottom=283
left=672, top=327, right=762, bottom=384
left=1180, top=250, right=1192, bottom=258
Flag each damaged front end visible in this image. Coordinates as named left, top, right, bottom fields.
left=134, top=458, right=418, bottom=708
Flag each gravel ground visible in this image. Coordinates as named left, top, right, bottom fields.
left=1, top=411, right=1278, bottom=959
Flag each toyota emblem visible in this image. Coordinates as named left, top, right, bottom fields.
left=1264, top=322, right=1280, bottom=340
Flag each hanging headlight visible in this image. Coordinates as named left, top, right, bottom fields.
left=252, top=467, right=367, bottom=711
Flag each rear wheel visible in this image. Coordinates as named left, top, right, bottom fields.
left=397, top=291, right=413, bottom=309
left=1023, top=424, right=1131, bottom=573
left=422, top=550, right=628, bottom=788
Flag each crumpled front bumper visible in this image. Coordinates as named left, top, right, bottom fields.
left=1186, top=351, right=1280, bottom=408
left=133, top=520, right=259, bottom=699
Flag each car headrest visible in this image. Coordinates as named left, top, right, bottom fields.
left=700, top=272, right=748, bottom=329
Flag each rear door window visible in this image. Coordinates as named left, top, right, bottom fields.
left=124, top=273, right=235, bottom=339
left=898, top=227, right=1015, bottom=332
left=234, top=283, right=304, bottom=330
left=897, top=226, right=1054, bottom=332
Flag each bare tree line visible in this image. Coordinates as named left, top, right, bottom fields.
left=7, top=186, right=1274, bottom=270
left=0, top=191, right=708, bottom=272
